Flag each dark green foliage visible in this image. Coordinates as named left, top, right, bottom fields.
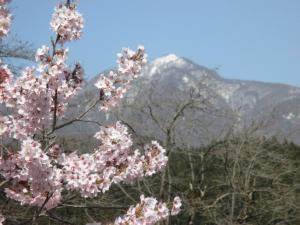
left=1, top=136, right=300, bottom=225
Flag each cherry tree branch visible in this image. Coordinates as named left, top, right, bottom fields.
left=49, top=97, right=101, bottom=134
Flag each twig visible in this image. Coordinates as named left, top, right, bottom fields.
left=32, top=192, right=53, bottom=224
left=46, top=212, right=75, bottom=225
left=49, top=98, right=101, bottom=135
left=60, top=204, right=127, bottom=210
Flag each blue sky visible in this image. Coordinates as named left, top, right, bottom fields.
left=8, top=0, right=300, bottom=86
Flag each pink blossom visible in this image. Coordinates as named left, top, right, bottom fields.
left=0, top=0, right=11, bottom=38
left=0, top=63, right=12, bottom=102
left=95, top=46, right=147, bottom=111
left=0, top=0, right=10, bottom=5
left=0, top=139, right=62, bottom=209
left=59, top=122, right=167, bottom=198
left=0, top=1, right=176, bottom=224
left=50, top=3, right=84, bottom=43
left=61, top=152, right=100, bottom=197
left=117, top=46, right=147, bottom=77
left=0, top=63, right=11, bottom=83
left=61, top=122, right=139, bottom=196
left=144, top=141, right=168, bottom=176
left=35, top=45, right=50, bottom=66
left=0, top=45, right=84, bottom=139
left=113, top=195, right=181, bottom=225
left=0, top=115, right=11, bottom=136
left=171, top=196, right=182, bottom=216
left=0, top=67, right=53, bottom=138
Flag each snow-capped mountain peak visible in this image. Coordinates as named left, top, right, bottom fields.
left=147, top=54, right=190, bottom=76
left=65, top=54, right=300, bottom=146
left=153, top=54, right=180, bottom=64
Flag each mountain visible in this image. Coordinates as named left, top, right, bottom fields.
left=61, top=54, right=300, bottom=147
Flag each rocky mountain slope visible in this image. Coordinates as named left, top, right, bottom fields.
left=61, top=54, right=300, bottom=147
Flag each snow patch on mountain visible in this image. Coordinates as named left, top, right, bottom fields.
left=149, top=54, right=189, bottom=76
left=182, top=76, right=189, bottom=83
left=283, top=113, right=295, bottom=120
left=153, top=54, right=184, bottom=65
left=212, top=82, right=241, bottom=103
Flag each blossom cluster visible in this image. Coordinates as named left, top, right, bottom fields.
left=36, top=45, right=84, bottom=114
left=95, top=46, right=147, bottom=111
left=0, top=65, right=11, bottom=138
left=0, top=0, right=85, bottom=211
left=0, top=63, right=11, bottom=88
left=0, top=1, right=85, bottom=138
left=0, top=53, right=84, bottom=138
left=0, top=121, right=169, bottom=208
left=0, top=67, right=53, bottom=139
left=0, top=0, right=11, bottom=37
left=0, top=20, right=84, bottom=139
left=113, top=195, right=182, bottom=225
left=61, top=122, right=168, bottom=197
left=50, top=3, right=84, bottom=43
left=0, top=139, right=62, bottom=209
left=0, top=0, right=182, bottom=224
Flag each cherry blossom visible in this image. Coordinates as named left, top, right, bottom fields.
left=0, top=28, right=85, bottom=139
left=0, top=63, right=11, bottom=83
left=50, top=3, right=84, bottom=43
left=0, top=67, right=53, bottom=139
left=144, top=141, right=168, bottom=176
left=117, top=46, right=147, bottom=78
left=113, top=195, right=181, bottom=225
left=0, top=1, right=181, bottom=224
left=0, top=115, right=11, bottom=136
left=61, top=152, right=100, bottom=197
left=0, top=0, right=10, bottom=5
left=0, top=63, right=12, bottom=101
left=0, top=138, right=62, bottom=209
left=95, top=46, right=147, bottom=111
left=0, top=0, right=11, bottom=37
left=171, top=196, right=182, bottom=216
left=35, top=45, right=51, bottom=69
left=61, top=121, right=168, bottom=198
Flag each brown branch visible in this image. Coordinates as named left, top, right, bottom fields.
left=60, top=204, right=127, bottom=210
left=52, top=89, right=58, bottom=131
left=49, top=98, right=101, bottom=135
left=46, top=212, right=75, bottom=225
left=0, top=179, right=10, bottom=188
left=32, top=192, right=54, bottom=224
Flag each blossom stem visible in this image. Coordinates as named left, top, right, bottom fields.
left=52, top=89, right=58, bottom=131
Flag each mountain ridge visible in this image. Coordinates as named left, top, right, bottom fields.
left=62, top=54, right=300, bottom=146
